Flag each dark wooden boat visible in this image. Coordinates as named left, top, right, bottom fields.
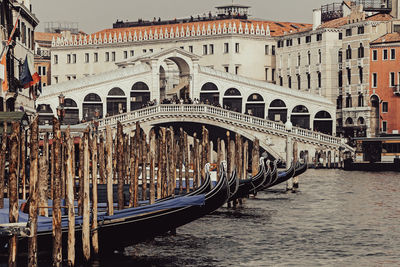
left=228, top=169, right=240, bottom=198
left=2, top=164, right=229, bottom=254
left=260, top=160, right=274, bottom=189
left=265, top=161, right=295, bottom=189
left=293, top=161, right=308, bottom=177
left=227, top=157, right=266, bottom=202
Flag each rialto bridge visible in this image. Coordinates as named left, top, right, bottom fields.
left=37, top=47, right=351, bottom=161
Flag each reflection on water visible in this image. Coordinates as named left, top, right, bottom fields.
left=40, top=170, right=400, bottom=266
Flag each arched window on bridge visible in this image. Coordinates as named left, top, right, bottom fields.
left=291, top=105, right=310, bottom=129
left=313, top=110, right=332, bottom=135
left=107, top=87, right=126, bottom=116
left=223, top=88, right=242, bottom=112
left=83, top=93, right=103, bottom=121
left=63, top=98, right=79, bottom=125
left=37, top=104, right=53, bottom=125
left=200, top=82, right=219, bottom=106
left=131, top=82, right=150, bottom=111
left=245, top=93, right=264, bottom=118
left=268, top=99, right=287, bottom=123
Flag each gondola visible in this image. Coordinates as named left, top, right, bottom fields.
left=227, top=157, right=266, bottom=202
left=1, top=163, right=230, bottom=254
left=264, top=160, right=296, bottom=189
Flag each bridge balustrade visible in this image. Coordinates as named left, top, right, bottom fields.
left=94, top=104, right=344, bottom=148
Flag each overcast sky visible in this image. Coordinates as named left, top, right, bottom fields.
left=33, top=0, right=334, bottom=34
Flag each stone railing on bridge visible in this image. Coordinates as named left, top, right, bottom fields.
left=95, top=104, right=345, bottom=149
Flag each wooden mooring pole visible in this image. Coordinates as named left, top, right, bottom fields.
left=65, top=127, right=75, bottom=266
left=0, top=122, right=7, bottom=209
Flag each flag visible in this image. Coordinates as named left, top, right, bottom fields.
left=19, top=55, right=40, bottom=89
left=1, top=54, right=8, bottom=92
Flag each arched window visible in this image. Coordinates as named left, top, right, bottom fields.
left=84, top=93, right=101, bottom=102
left=247, top=93, right=263, bottom=102
left=297, top=75, right=301, bottom=90
left=246, top=94, right=265, bottom=118
left=338, top=50, right=343, bottom=63
left=314, top=111, right=333, bottom=135
left=315, top=111, right=332, bottom=118
left=292, top=105, right=309, bottom=113
left=224, top=88, right=241, bottom=96
left=107, top=88, right=126, bottom=116
left=318, top=49, right=321, bottom=64
left=346, top=94, right=352, bottom=108
left=297, top=52, right=301, bottom=66
left=268, top=99, right=287, bottom=122
left=307, top=51, right=311, bottom=65
left=223, top=88, right=242, bottom=112
left=358, top=117, right=365, bottom=125
left=358, top=94, right=364, bottom=107
left=358, top=43, right=364, bottom=58
left=108, top=87, right=125, bottom=96
left=345, top=117, right=353, bottom=125
left=201, top=82, right=218, bottom=91
left=317, top=72, right=321, bottom=88
left=291, top=105, right=310, bottom=129
left=83, top=93, right=103, bottom=121
left=346, top=45, right=352, bottom=60
left=63, top=98, right=79, bottom=125
left=131, top=82, right=149, bottom=91
left=270, top=99, right=286, bottom=107
left=288, top=76, right=292, bottom=88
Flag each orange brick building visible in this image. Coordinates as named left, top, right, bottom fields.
left=370, top=32, right=400, bottom=136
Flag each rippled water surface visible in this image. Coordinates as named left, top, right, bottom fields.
left=43, top=170, right=400, bottom=266
left=90, top=169, right=400, bottom=267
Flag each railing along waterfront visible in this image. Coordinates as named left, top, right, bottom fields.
left=96, top=104, right=344, bottom=147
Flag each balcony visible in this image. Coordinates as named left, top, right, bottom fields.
left=345, top=60, right=351, bottom=68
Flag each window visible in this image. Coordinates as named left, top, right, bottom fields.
left=307, top=51, right=311, bottom=65
left=337, top=95, right=343, bottom=109
left=105, top=52, right=109, bottom=62
left=72, top=54, right=76, bottom=64
left=307, top=73, right=311, bottom=89
left=54, top=55, right=58, bottom=64
left=346, top=28, right=352, bottom=36
left=209, top=44, right=214, bottom=54
left=382, top=121, right=387, bottom=132
left=224, top=43, right=229, bottom=53
left=224, top=66, right=229, bottom=72
left=124, top=51, right=128, bottom=59
left=130, top=50, right=135, bottom=57
left=317, top=72, right=321, bottom=88
left=297, top=53, right=301, bottom=66
left=94, top=52, right=98, bottom=62
left=67, top=54, right=71, bottom=64
left=279, top=76, right=283, bottom=86
left=316, top=33, right=322, bottom=41
left=84, top=53, right=89, bottom=63
left=338, top=50, right=343, bottom=62
left=382, top=102, right=388, bottom=113
left=338, top=71, right=343, bottom=87
left=235, top=66, right=239, bottom=75
left=346, top=95, right=352, bottom=108
left=42, top=66, right=46, bottom=76
left=54, top=76, right=58, bottom=84
left=272, top=69, right=275, bottom=81
left=271, top=45, right=275, bottom=55
left=265, top=45, right=269, bottom=55
left=359, top=67, right=363, bottom=83
left=383, top=49, right=388, bottom=60
left=358, top=43, right=364, bottom=58
left=318, top=49, right=322, bottom=64
left=235, top=43, right=239, bottom=53
left=112, top=52, right=116, bottom=61
left=189, top=46, right=193, bottom=53
left=347, top=68, right=351, bottom=85
left=43, top=83, right=46, bottom=87
left=203, top=45, right=208, bottom=55
left=149, top=49, right=153, bottom=53
left=38, top=66, right=41, bottom=76
left=67, top=76, right=71, bottom=81
left=297, top=38, right=301, bottom=45
left=306, top=36, right=311, bottom=43
left=297, top=75, right=301, bottom=90
left=265, top=68, right=268, bottom=81
left=346, top=45, right=352, bottom=60
left=358, top=94, right=364, bottom=107
left=357, top=26, right=364, bottom=34
left=390, top=72, right=395, bottom=87
left=372, top=73, right=377, bottom=88
left=339, top=32, right=343, bottom=40
left=180, top=46, right=184, bottom=49
left=288, top=76, right=292, bottom=88
left=372, top=50, right=378, bottom=61
left=143, top=49, right=147, bottom=53
left=391, top=48, right=396, bottom=60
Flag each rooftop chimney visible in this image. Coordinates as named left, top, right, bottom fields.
left=313, top=8, right=322, bottom=30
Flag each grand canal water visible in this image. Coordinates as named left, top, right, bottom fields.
left=92, top=169, right=400, bottom=267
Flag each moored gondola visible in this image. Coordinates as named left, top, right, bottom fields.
left=265, top=160, right=296, bottom=189
left=1, top=163, right=229, bottom=254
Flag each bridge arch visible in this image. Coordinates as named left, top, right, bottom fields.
left=268, top=99, right=287, bottom=123
left=64, top=98, right=79, bottom=125
left=291, top=105, right=310, bottom=129
left=107, top=87, right=127, bottom=116
left=200, top=82, right=220, bottom=105
left=223, top=88, right=242, bottom=112
left=131, top=82, right=150, bottom=111
left=313, top=110, right=333, bottom=135
left=245, top=93, right=264, bottom=118
left=83, top=93, right=103, bottom=121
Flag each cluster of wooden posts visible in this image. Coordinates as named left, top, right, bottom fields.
left=0, top=117, right=260, bottom=267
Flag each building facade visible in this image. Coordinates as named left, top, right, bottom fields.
left=370, top=32, right=400, bottom=136
left=0, top=0, right=39, bottom=113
